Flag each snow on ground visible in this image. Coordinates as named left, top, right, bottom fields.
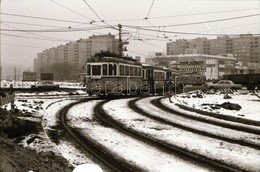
left=103, top=98, right=260, bottom=172
left=2, top=89, right=260, bottom=171
left=167, top=90, right=260, bottom=121
left=66, top=100, right=209, bottom=172
left=1, top=81, right=85, bottom=89
left=2, top=91, right=95, bottom=168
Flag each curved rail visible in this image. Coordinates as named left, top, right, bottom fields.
left=152, top=97, right=260, bottom=135
left=59, top=98, right=143, bottom=172
left=138, top=97, right=260, bottom=150
left=94, top=99, right=243, bottom=172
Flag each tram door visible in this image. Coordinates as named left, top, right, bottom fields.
left=147, top=69, right=154, bottom=91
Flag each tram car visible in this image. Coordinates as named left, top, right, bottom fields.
left=85, top=51, right=143, bottom=96
left=85, top=51, right=179, bottom=96
left=142, top=64, right=179, bottom=94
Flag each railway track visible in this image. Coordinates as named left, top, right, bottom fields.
left=54, top=95, right=260, bottom=171
left=152, top=97, right=260, bottom=134
left=58, top=98, right=144, bottom=172
left=95, top=98, right=248, bottom=172
left=129, top=97, right=260, bottom=150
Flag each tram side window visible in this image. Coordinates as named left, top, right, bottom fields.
left=154, top=72, right=165, bottom=79
left=109, top=64, right=113, bottom=75
left=129, top=66, right=133, bottom=76
left=108, top=64, right=117, bottom=76
left=120, top=65, right=124, bottom=76
left=114, top=64, right=117, bottom=76
left=147, top=70, right=151, bottom=79
left=125, top=66, right=130, bottom=76
left=137, top=67, right=141, bottom=77
left=103, top=64, right=108, bottom=76
left=133, top=67, right=137, bottom=76
left=86, top=65, right=90, bottom=76
left=92, top=65, right=101, bottom=75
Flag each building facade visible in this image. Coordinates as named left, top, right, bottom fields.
left=145, top=54, right=237, bottom=80
left=34, top=34, right=119, bottom=81
left=166, top=34, right=260, bottom=73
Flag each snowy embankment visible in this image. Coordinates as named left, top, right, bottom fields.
left=3, top=91, right=94, bottom=168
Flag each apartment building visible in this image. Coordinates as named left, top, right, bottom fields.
left=34, top=33, right=119, bottom=81
left=166, top=34, right=260, bottom=73
left=145, top=54, right=237, bottom=80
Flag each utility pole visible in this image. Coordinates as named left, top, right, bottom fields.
left=118, top=24, right=123, bottom=57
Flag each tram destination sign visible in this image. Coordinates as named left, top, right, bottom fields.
left=22, top=72, right=36, bottom=81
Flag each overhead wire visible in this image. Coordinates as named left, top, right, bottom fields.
left=0, top=12, right=96, bottom=25
left=2, top=23, right=72, bottom=42
left=125, top=13, right=260, bottom=28
left=103, top=7, right=260, bottom=22
left=82, top=0, right=118, bottom=30
left=2, top=3, right=260, bottom=56
left=82, top=0, right=103, bottom=22
left=145, top=0, right=155, bottom=19
left=49, top=0, right=94, bottom=22
left=0, top=21, right=67, bottom=29
left=0, top=26, right=110, bottom=33
left=125, top=26, right=260, bottom=36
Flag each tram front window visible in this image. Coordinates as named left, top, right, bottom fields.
left=92, top=65, right=101, bottom=75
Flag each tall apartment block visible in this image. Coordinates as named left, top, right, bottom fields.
left=166, top=34, right=260, bottom=73
left=34, top=33, right=119, bottom=81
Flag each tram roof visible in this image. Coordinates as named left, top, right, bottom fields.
left=142, top=64, right=178, bottom=72
left=87, top=54, right=141, bottom=65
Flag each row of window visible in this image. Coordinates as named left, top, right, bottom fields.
left=87, top=64, right=142, bottom=77
left=87, top=64, right=176, bottom=79
left=119, top=65, right=142, bottom=77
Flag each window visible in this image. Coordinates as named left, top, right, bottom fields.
left=103, top=64, right=108, bottom=76
left=108, top=64, right=117, bottom=76
left=125, top=66, right=130, bottom=76
left=114, top=64, right=117, bottom=76
left=137, top=67, right=141, bottom=76
left=120, top=65, right=124, bottom=76
left=109, top=64, right=113, bottom=75
left=86, top=65, right=90, bottom=76
left=130, top=66, right=134, bottom=76
left=92, top=65, right=101, bottom=75
left=134, top=67, right=137, bottom=76
left=225, top=81, right=231, bottom=85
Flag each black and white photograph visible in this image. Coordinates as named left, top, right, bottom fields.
left=0, top=0, right=260, bottom=171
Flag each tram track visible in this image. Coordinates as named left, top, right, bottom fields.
left=95, top=98, right=245, bottom=172
left=55, top=95, right=259, bottom=171
left=153, top=97, right=260, bottom=134
left=59, top=98, right=144, bottom=172
left=128, top=97, right=260, bottom=150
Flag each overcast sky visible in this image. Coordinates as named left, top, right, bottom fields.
left=1, top=0, right=260, bottom=68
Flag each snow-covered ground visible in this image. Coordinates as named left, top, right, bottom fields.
left=163, top=90, right=260, bottom=121
left=1, top=80, right=85, bottom=89
left=2, top=89, right=260, bottom=171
